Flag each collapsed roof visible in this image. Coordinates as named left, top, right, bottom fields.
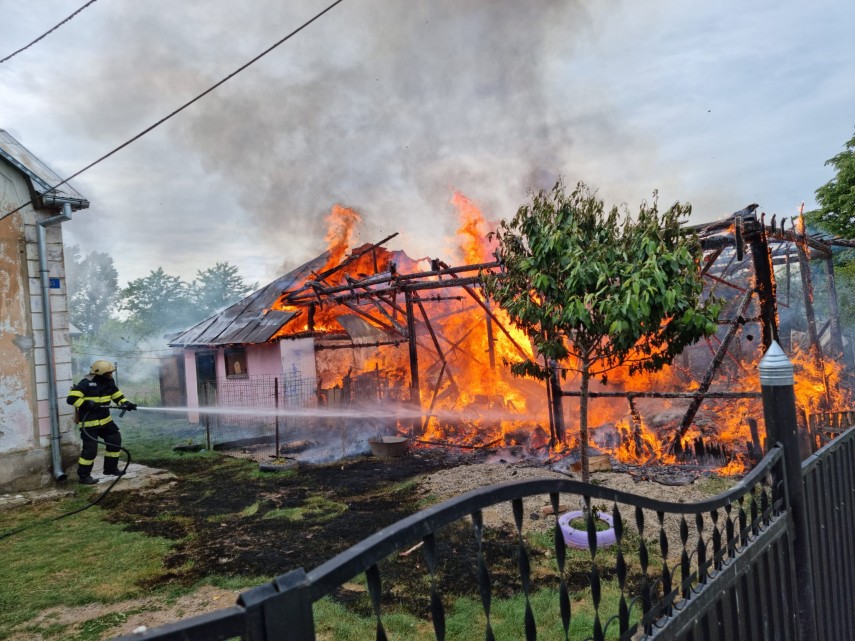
left=168, top=253, right=329, bottom=347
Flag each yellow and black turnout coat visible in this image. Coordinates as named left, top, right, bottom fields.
left=67, top=374, right=130, bottom=477
left=67, top=375, right=129, bottom=428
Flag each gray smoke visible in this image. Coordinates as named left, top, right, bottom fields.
left=54, top=0, right=643, bottom=278
left=175, top=0, right=599, bottom=270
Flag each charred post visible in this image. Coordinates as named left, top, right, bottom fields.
left=404, top=289, right=421, bottom=427
left=673, top=289, right=754, bottom=447
left=741, top=211, right=779, bottom=348
left=823, top=257, right=845, bottom=357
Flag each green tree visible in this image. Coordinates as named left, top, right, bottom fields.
left=483, top=181, right=720, bottom=481
left=192, top=261, right=257, bottom=317
left=64, top=245, right=119, bottom=334
left=807, top=129, right=855, bottom=238
left=120, top=268, right=192, bottom=337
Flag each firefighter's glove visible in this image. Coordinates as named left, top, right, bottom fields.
left=121, top=401, right=138, bottom=411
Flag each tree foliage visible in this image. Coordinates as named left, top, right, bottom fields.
left=120, top=268, right=193, bottom=337
left=64, top=245, right=119, bottom=334
left=482, top=181, right=720, bottom=480
left=192, top=262, right=256, bottom=317
left=117, top=262, right=256, bottom=338
left=807, top=129, right=855, bottom=238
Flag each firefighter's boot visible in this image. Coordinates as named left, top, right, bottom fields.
left=103, top=448, right=123, bottom=475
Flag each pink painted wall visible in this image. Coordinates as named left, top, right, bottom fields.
left=247, top=344, right=282, bottom=375
left=183, top=342, right=291, bottom=422
left=184, top=351, right=199, bottom=423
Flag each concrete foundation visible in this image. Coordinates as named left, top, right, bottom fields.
left=0, top=441, right=79, bottom=492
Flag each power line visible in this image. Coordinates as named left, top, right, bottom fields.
left=0, top=0, right=100, bottom=64
left=0, top=0, right=347, bottom=223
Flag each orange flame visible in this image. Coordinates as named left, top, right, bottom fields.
left=322, top=205, right=361, bottom=272
left=266, top=194, right=853, bottom=476
left=452, top=192, right=495, bottom=265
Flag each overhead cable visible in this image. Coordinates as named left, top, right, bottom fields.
left=0, top=0, right=347, bottom=223
left=0, top=0, right=100, bottom=64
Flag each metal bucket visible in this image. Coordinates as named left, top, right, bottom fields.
left=368, top=436, right=409, bottom=457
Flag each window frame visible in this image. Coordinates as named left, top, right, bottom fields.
left=224, top=347, right=248, bottom=379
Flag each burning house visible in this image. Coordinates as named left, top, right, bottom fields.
left=167, top=201, right=853, bottom=472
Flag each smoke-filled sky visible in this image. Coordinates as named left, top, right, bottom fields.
left=1, top=0, right=852, bottom=287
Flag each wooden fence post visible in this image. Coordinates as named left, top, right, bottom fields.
left=759, top=341, right=818, bottom=641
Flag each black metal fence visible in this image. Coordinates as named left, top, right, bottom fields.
left=115, top=346, right=853, bottom=641
left=802, top=426, right=855, bottom=641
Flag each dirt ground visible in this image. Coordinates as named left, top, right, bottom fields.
left=4, top=416, right=733, bottom=640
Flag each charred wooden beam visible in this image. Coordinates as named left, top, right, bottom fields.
left=289, top=261, right=500, bottom=300
left=700, top=246, right=724, bottom=276
left=314, top=339, right=404, bottom=351
left=436, top=260, right=530, bottom=360
left=405, top=290, right=421, bottom=418
left=340, top=301, right=400, bottom=334
left=742, top=212, right=780, bottom=348
left=313, top=232, right=398, bottom=283
left=558, top=390, right=761, bottom=399
left=416, top=299, right=460, bottom=392
left=421, top=361, right=447, bottom=432
left=285, top=274, right=492, bottom=305
left=673, top=288, right=755, bottom=445
left=823, top=257, right=845, bottom=356
left=282, top=233, right=399, bottom=303
left=411, top=437, right=503, bottom=450
left=793, top=216, right=828, bottom=407
left=413, top=294, right=467, bottom=302
left=703, top=272, right=750, bottom=293
left=767, top=229, right=832, bottom=259
left=485, top=297, right=496, bottom=370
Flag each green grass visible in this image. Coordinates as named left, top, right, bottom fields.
left=119, top=413, right=208, bottom=461
left=3, top=413, right=673, bottom=640
left=0, top=497, right=174, bottom=638
left=313, top=582, right=637, bottom=641
left=261, top=495, right=347, bottom=522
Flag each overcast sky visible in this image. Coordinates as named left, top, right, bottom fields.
left=1, top=0, right=852, bottom=287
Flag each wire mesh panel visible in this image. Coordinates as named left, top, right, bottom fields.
left=201, top=374, right=318, bottom=455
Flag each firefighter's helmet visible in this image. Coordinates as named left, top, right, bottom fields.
left=89, top=360, right=116, bottom=375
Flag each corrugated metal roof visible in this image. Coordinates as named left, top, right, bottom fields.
left=0, top=129, right=88, bottom=207
left=168, top=252, right=331, bottom=347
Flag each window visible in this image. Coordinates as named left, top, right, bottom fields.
left=224, top=348, right=248, bottom=378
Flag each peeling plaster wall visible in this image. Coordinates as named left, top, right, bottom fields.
left=0, top=158, right=76, bottom=491
left=0, top=162, right=36, bottom=454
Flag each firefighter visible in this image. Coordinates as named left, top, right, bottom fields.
left=66, top=360, right=137, bottom=484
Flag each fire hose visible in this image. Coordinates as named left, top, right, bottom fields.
left=0, top=404, right=138, bottom=542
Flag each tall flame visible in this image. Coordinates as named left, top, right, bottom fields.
left=453, top=192, right=495, bottom=265
left=322, top=205, right=361, bottom=272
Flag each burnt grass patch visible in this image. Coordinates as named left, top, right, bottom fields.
left=99, top=449, right=637, bottom=618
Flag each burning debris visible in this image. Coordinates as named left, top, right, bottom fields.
left=170, top=198, right=853, bottom=478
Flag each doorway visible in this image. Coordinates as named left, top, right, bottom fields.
left=195, top=352, right=217, bottom=405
